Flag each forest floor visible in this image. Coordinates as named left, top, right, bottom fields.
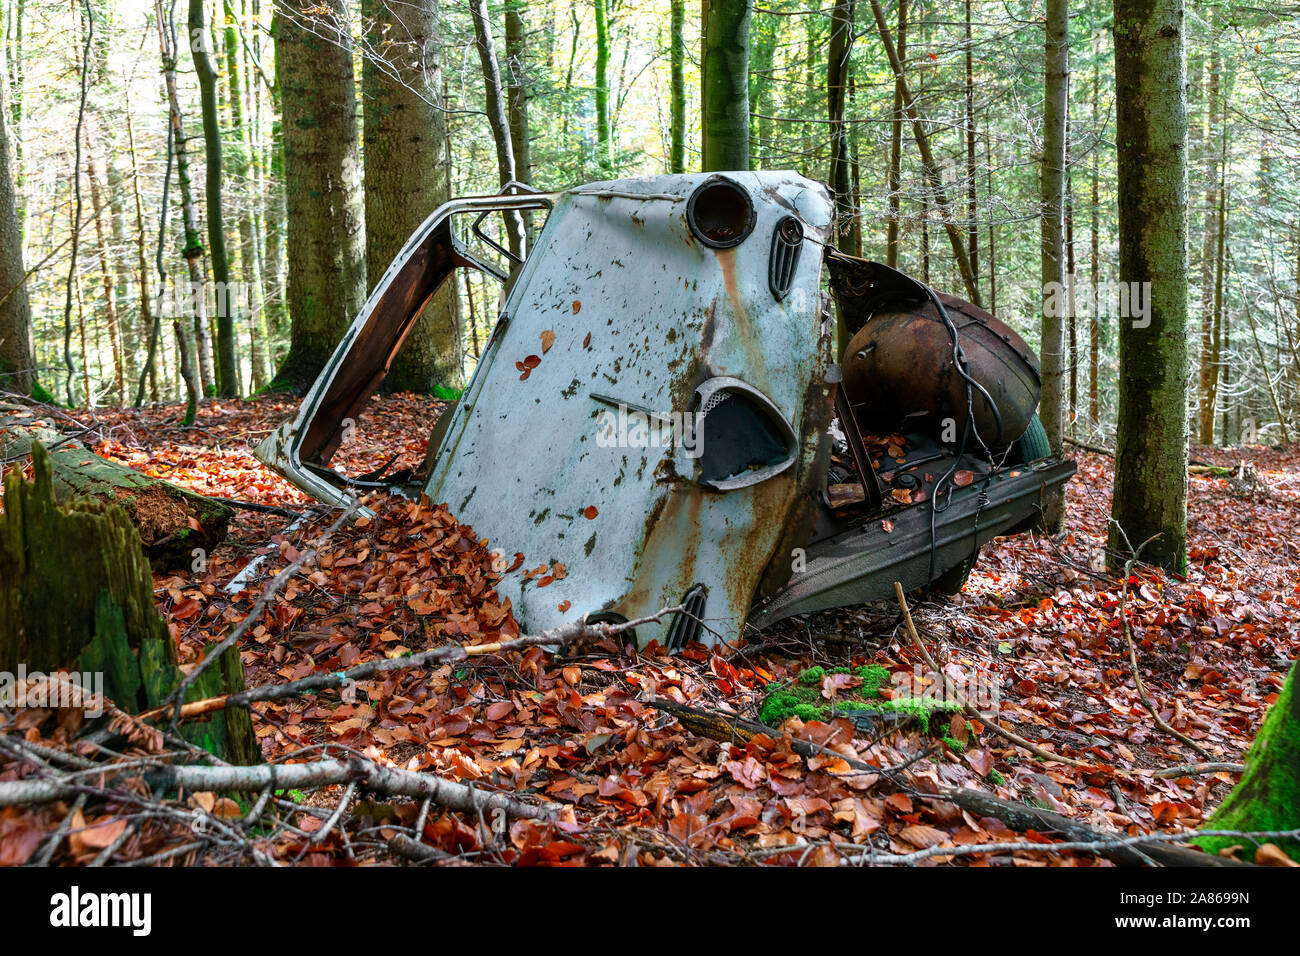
left=2, top=392, right=1298, bottom=866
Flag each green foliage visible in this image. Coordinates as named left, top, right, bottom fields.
left=759, top=663, right=959, bottom=735
left=432, top=384, right=463, bottom=401
left=30, top=380, right=57, bottom=405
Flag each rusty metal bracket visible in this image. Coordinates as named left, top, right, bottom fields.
left=833, top=382, right=882, bottom=513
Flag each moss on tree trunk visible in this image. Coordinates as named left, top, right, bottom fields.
left=0, top=444, right=255, bottom=764
left=1193, top=662, right=1300, bottom=863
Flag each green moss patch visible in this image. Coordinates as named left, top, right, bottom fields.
left=759, top=664, right=962, bottom=734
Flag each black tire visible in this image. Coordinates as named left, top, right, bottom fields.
left=933, top=549, right=979, bottom=595
left=1009, top=412, right=1051, bottom=465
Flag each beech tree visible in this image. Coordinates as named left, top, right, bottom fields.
left=701, top=0, right=751, bottom=172
left=271, top=0, right=367, bottom=389
left=362, top=0, right=461, bottom=394
left=1109, top=0, right=1191, bottom=572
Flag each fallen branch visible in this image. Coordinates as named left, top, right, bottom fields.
left=143, top=605, right=685, bottom=724
left=1114, top=536, right=1212, bottom=760
left=646, top=695, right=1245, bottom=867
left=0, top=755, right=560, bottom=820
left=833, top=825, right=1289, bottom=867
left=163, top=499, right=362, bottom=730
left=388, top=833, right=455, bottom=864
left=931, top=786, right=1252, bottom=867
left=1064, top=437, right=1214, bottom=469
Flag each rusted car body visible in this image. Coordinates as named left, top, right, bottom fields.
left=256, top=172, right=1074, bottom=649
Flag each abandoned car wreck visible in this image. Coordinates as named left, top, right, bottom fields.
left=256, top=171, right=1075, bottom=651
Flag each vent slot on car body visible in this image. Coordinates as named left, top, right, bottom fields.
left=664, top=584, right=709, bottom=652
left=693, top=377, right=798, bottom=491
left=769, top=216, right=803, bottom=300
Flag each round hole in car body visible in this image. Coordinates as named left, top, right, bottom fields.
left=690, top=376, right=798, bottom=491
left=686, top=177, right=756, bottom=248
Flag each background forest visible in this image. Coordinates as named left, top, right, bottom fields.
left=0, top=0, right=1296, bottom=451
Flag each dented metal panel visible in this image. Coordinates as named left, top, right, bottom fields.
left=422, top=172, right=835, bottom=648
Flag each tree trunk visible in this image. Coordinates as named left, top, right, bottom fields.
left=1109, top=0, right=1190, bottom=574
left=0, top=444, right=253, bottom=764
left=964, top=0, right=979, bottom=295
left=1197, top=29, right=1223, bottom=446
left=224, top=7, right=268, bottom=392
left=190, top=0, right=240, bottom=397
left=669, top=0, right=686, bottom=173
left=1089, top=41, right=1101, bottom=431
left=1038, top=0, right=1068, bottom=532
left=174, top=319, right=199, bottom=426
left=885, top=0, right=906, bottom=269
left=1194, top=661, right=1300, bottom=863
left=469, top=0, right=526, bottom=261
left=0, top=71, right=34, bottom=395
left=86, top=150, right=125, bottom=404
left=156, top=0, right=214, bottom=395
left=127, top=106, right=162, bottom=406
left=362, top=0, right=462, bottom=395
left=594, top=0, right=612, bottom=172
left=868, top=0, right=979, bottom=306
left=271, top=0, right=367, bottom=390
left=748, top=11, right=776, bottom=168
left=828, top=0, right=855, bottom=254
left=0, top=416, right=232, bottom=568
left=701, top=0, right=751, bottom=172
left=504, top=1, right=531, bottom=186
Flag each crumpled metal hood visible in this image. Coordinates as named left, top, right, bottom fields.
left=423, top=171, right=835, bottom=648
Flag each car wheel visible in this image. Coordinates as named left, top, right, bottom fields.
left=1009, top=412, right=1051, bottom=464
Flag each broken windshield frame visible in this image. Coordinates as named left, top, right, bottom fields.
left=254, top=190, right=560, bottom=511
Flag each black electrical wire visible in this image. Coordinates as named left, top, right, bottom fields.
left=921, top=285, right=1008, bottom=592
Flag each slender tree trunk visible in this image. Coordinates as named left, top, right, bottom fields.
left=1038, top=0, right=1068, bottom=531
left=1109, top=0, right=1190, bottom=573
left=104, top=155, right=136, bottom=392
left=985, top=114, right=996, bottom=312
left=594, top=0, right=612, bottom=172
left=362, top=0, right=462, bottom=394
left=224, top=5, right=267, bottom=391
left=469, top=0, right=526, bottom=261
left=126, top=108, right=161, bottom=407
left=1205, top=119, right=1230, bottom=446
left=748, top=11, right=776, bottom=168
left=86, top=150, right=124, bottom=402
left=0, top=69, right=33, bottom=395
left=964, top=0, right=979, bottom=294
left=156, top=0, right=213, bottom=395
left=669, top=0, right=685, bottom=173
left=701, top=0, right=751, bottom=172
left=271, top=0, right=367, bottom=389
left=504, top=2, right=531, bottom=186
left=1089, top=41, right=1101, bottom=431
left=869, top=0, right=979, bottom=306
left=828, top=0, right=855, bottom=254
left=1197, top=30, right=1222, bottom=445
left=189, top=0, right=239, bottom=397
left=885, top=0, right=906, bottom=268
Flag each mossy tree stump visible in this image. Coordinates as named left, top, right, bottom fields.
left=0, top=421, right=232, bottom=569
left=1194, top=662, right=1300, bottom=863
left=0, top=444, right=256, bottom=765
